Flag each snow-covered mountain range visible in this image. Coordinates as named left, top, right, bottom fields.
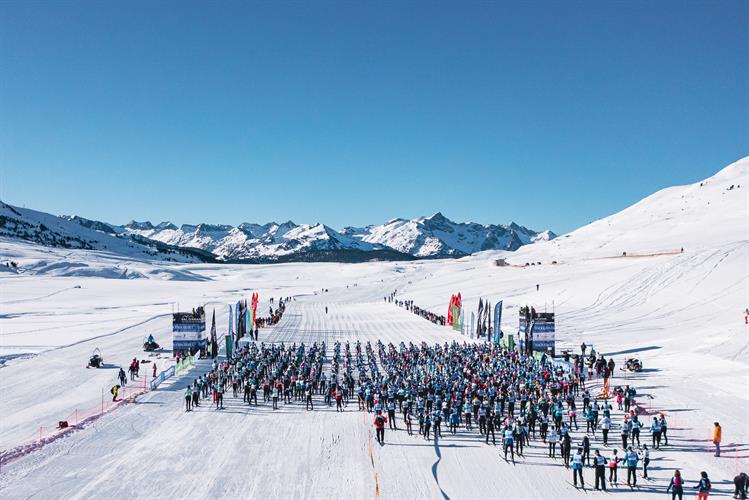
left=0, top=202, right=211, bottom=264
left=342, top=213, right=553, bottom=257
left=0, top=204, right=552, bottom=263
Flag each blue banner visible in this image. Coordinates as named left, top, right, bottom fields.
left=245, top=306, right=250, bottom=338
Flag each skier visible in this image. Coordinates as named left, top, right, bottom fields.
left=449, top=409, right=460, bottom=434
left=387, top=400, right=396, bottom=429
left=215, top=383, right=224, bottom=409
left=694, top=471, right=712, bottom=500
left=306, top=386, right=314, bottom=411
left=609, top=449, right=620, bottom=486
left=621, top=421, right=629, bottom=450
left=593, top=449, right=607, bottom=490
left=152, top=362, right=157, bottom=378
left=625, top=446, right=639, bottom=487
left=631, top=416, right=641, bottom=445
left=572, top=447, right=585, bottom=488
left=485, top=413, right=496, bottom=445
left=547, top=427, right=558, bottom=458
left=118, top=367, right=127, bottom=387
left=666, top=470, right=684, bottom=500
left=405, top=411, right=413, bottom=435
left=641, top=444, right=650, bottom=479
left=600, top=415, right=611, bottom=445
left=374, top=411, right=387, bottom=444
left=562, top=432, right=572, bottom=468
left=660, top=414, right=669, bottom=446
left=503, top=426, right=515, bottom=462
left=581, top=435, right=591, bottom=465
left=185, top=386, right=192, bottom=411
left=111, top=384, right=120, bottom=402
left=650, top=417, right=662, bottom=448
left=192, top=382, right=200, bottom=407
left=336, top=387, right=345, bottom=412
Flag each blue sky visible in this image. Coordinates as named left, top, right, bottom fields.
left=1, top=1, right=746, bottom=234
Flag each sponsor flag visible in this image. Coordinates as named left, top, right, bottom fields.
left=493, top=301, right=503, bottom=344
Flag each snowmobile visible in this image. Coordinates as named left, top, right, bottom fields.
left=624, top=358, right=643, bottom=372
left=87, top=348, right=103, bottom=368
left=143, top=336, right=160, bottom=352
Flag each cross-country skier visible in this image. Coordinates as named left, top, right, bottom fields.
left=625, top=446, right=639, bottom=486
left=503, top=426, right=515, bottom=463
left=609, top=449, right=620, bottom=485
left=572, top=447, right=585, bottom=488
left=548, top=427, right=558, bottom=458
left=594, top=450, right=607, bottom=490
left=185, top=386, right=192, bottom=411
left=374, top=411, right=387, bottom=444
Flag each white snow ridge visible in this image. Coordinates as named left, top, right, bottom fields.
left=0, top=157, right=747, bottom=500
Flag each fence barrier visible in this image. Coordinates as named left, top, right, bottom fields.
left=149, top=365, right=176, bottom=390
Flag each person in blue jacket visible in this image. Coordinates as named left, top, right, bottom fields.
left=625, top=446, right=639, bottom=486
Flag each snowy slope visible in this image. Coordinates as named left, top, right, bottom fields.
left=510, top=156, right=749, bottom=263
left=1, top=157, right=747, bottom=500
left=0, top=202, right=207, bottom=264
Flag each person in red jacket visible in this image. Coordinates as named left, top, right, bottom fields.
left=374, top=410, right=388, bottom=444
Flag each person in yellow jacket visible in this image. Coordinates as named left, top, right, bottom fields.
left=111, top=384, right=120, bottom=402
left=713, top=422, right=722, bottom=457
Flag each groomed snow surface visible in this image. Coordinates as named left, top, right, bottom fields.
left=0, top=157, right=747, bottom=499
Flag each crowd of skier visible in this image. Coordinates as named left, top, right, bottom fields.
left=386, top=292, right=446, bottom=326
left=178, top=335, right=744, bottom=497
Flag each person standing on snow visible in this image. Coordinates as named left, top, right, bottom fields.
left=666, top=469, right=684, bottom=500
left=600, top=415, right=611, bottom=445
left=387, top=400, right=397, bottom=429
left=374, top=411, right=387, bottom=444
left=306, top=385, right=314, bottom=410
left=650, top=416, right=662, bottom=449
left=608, top=449, right=620, bottom=486
left=503, top=426, right=515, bottom=462
left=713, top=422, right=722, bottom=457
left=625, top=446, right=639, bottom=486
left=641, top=444, right=650, bottom=479
left=118, top=368, right=127, bottom=387
left=216, top=383, right=224, bottom=409
left=693, top=471, right=712, bottom=500
left=185, top=386, right=192, bottom=411
left=660, top=414, right=669, bottom=446
left=572, top=447, right=585, bottom=488
left=593, top=449, right=607, bottom=490
left=547, top=427, right=559, bottom=458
